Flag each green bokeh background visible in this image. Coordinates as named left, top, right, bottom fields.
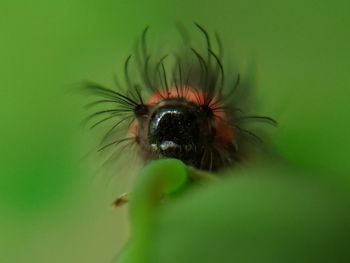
left=1, top=0, right=349, bottom=262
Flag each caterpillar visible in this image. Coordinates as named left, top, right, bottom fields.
left=84, top=23, right=276, bottom=171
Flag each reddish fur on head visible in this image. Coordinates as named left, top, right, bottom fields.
left=130, top=86, right=235, bottom=145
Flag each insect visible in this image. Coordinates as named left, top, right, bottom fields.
left=84, top=23, right=276, bottom=172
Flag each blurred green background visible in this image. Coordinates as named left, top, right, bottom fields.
left=1, top=0, right=349, bottom=262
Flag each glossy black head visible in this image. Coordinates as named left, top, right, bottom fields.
left=148, top=101, right=212, bottom=165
